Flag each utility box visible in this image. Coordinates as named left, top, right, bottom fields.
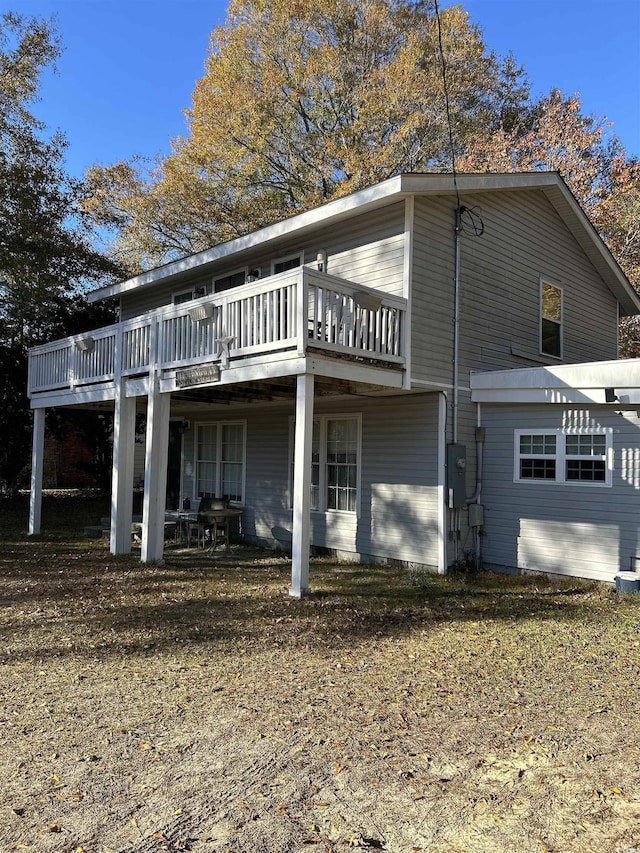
left=447, top=443, right=467, bottom=509
left=468, top=503, right=484, bottom=528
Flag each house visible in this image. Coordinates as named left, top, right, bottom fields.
left=26, top=172, right=640, bottom=594
left=470, top=359, right=640, bottom=582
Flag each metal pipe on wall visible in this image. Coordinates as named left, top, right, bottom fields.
left=452, top=206, right=462, bottom=444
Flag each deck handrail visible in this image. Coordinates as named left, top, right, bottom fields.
left=28, top=269, right=406, bottom=395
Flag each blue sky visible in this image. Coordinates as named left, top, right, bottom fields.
left=13, top=0, right=640, bottom=177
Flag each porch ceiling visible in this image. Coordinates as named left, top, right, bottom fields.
left=170, top=373, right=399, bottom=409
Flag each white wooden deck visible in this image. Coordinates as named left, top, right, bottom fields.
left=28, top=269, right=406, bottom=399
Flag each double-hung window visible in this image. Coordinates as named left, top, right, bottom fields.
left=540, top=280, right=563, bottom=358
left=291, top=415, right=360, bottom=513
left=196, top=422, right=245, bottom=502
left=515, top=429, right=612, bottom=486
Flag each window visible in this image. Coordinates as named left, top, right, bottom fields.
left=272, top=253, right=302, bottom=275
left=518, top=433, right=557, bottom=480
left=173, top=289, right=196, bottom=305
left=290, top=415, right=360, bottom=513
left=214, top=269, right=247, bottom=293
left=565, top=433, right=608, bottom=482
left=540, top=280, right=562, bottom=358
left=195, top=422, right=245, bottom=502
left=514, top=429, right=612, bottom=486
left=326, top=418, right=358, bottom=511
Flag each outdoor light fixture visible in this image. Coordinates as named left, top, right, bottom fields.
left=604, top=387, right=618, bottom=403
left=76, top=336, right=95, bottom=352
left=247, top=269, right=260, bottom=282
left=316, top=249, right=327, bottom=272
left=188, top=303, right=215, bottom=322
left=177, top=419, right=190, bottom=435
left=194, top=287, right=206, bottom=297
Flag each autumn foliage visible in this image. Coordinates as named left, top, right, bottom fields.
left=83, top=0, right=640, bottom=351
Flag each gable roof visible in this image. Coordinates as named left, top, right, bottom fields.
left=88, top=172, right=640, bottom=316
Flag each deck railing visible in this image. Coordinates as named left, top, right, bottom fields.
left=28, top=269, right=406, bottom=395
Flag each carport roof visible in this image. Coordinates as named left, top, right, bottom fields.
left=471, top=358, right=640, bottom=405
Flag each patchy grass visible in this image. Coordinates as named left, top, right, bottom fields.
left=0, top=496, right=639, bottom=852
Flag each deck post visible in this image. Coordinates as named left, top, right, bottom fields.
left=110, top=379, right=136, bottom=554
left=28, top=407, right=45, bottom=535
left=141, top=374, right=170, bottom=563
left=290, top=372, right=314, bottom=597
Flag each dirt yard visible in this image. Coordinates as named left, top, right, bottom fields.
left=1, top=495, right=639, bottom=853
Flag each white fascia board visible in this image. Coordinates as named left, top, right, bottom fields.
left=30, top=385, right=117, bottom=408
left=541, top=182, right=640, bottom=316
left=472, top=387, right=620, bottom=404
left=399, top=171, right=561, bottom=195
left=306, top=356, right=404, bottom=387
left=160, top=352, right=404, bottom=393
left=471, top=359, right=640, bottom=390
left=87, top=176, right=405, bottom=303
left=471, top=358, right=640, bottom=403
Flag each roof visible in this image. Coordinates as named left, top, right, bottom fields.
left=470, top=358, right=640, bottom=405
left=88, top=172, right=640, bottom=316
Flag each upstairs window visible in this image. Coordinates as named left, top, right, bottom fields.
left=515, top=429, right=612, bottom=486
left=173, top=289, right=196, bottom=305
left=272, top=253, right=302, bottom=275
left=540, top=281, right=562, bottom=358
left=214, top=269, right=247, bottom=293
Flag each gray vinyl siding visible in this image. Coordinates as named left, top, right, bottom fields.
left=410, top=190, right=619, bottom=389
left=480, top=404, right=640, bottom=581
left=411, top=194, right=456, bottom=385
left=180, top=392, right=442, bottom=568
left=120, top=271, right=213, bottom=321
left=120, top=203, right=405, bottom=321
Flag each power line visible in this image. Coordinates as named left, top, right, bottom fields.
left=433, top=0, right=460, bottom=210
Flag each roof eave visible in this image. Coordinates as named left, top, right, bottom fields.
left=88, top=172, right=640, bottom=317
left=87, top=175, right=406, bottom=303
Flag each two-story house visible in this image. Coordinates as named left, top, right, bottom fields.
left=27, top=173, right=640, bottom=593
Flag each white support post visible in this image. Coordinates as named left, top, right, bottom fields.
left=290, top=373, right=314, bottom=597
left=141, top=374, right=170, bottom=563
left=110, top=379, right=136, bottom=554
left=28, top=407, right=45, bottom=535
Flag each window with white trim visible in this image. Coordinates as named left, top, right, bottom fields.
left=196, top=422, right=245, bottom=502
left=173, top=288, right=196, bottom=305
left=514, top=429, right=612, bottom=486
left=290, top=415, right=361, bottom=513
left=540, top=280, right=562, bottom=358
left=213, top=268, right=247, bottom=293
